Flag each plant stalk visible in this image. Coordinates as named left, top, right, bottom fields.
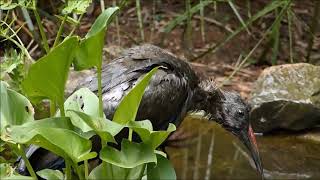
left=65, top=160, right=72, bottom=180
left=59, top=102, right=65, bottom=117
left=84, top=160, right=89, bottom=180
left=69, top=13, right=84, bottom=37
left=185, top=0, right=192, bottom=49
left=200, top=0, right=205, bottom=42
left=14, top=144, right=37, bottom=179
left=33, top=9, right=49, bottom=53
left=50, top=101, right=56, bottom=116
left=97, top=65, right=103, bottom=118
left=53, top=14, right=68, bottom=48
left=287, top=9, right=294, bottom=63
left=136, top=0, right=145, bottom=41
left=138, top=163, right=146, bottom=179
left=128, top=129, right=133, bottom=141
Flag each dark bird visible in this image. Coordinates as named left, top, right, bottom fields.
left=17, top=44, right=263, bottom=177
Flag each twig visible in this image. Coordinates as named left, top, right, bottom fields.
left=26, top=39, right=34, bottom=50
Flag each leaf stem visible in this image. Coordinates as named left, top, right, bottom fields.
left=53, top=14, right=68, bottom=48
left=138, top=163, right=146, bottom=179
left=136, top=0, right=144, bottom=41
left=74, top=163, right=84, bottom=180
left=65, top=160, right=72, bottom=180
left=13, top=144, right=37, bottom=179
left=97, top=65, right=103, bottom=118
left=50, top=101, right=56, bottom=117
left=69, top=13, right=84, bottom=37
left=33, top=9, right=49, bottom=53
left=59, top=102, right=65, bottom=117
left=128, top=129, right=133, bottom=141
left=84, top=160, right=89, bottom=180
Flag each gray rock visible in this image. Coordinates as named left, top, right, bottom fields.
left=249, top=63, right=320, bottom=133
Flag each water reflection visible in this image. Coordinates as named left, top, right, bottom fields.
left=166, top=115, right=320, bottom=179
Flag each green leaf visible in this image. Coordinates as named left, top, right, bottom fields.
left=5, top=117, right=92, bottom=163
left=62, top=0, right=92, bottom=14
left=228, top=0, right=251, bottom=34
left=67, top=110, right=124, bottom=143
left=74, top=7, right=119, bottom=70
left=0, top=0, right=33, bottom=10
left=113, top=67, right=158, bottom=124
left=64, top=88, right=100, bottom=117
left=0, top=81, right=34, bottom=133
left=37, top=169, right=64, bottom=180
left=88, top=162, right=145, bottom=180
left=0, top=163, right=33, bottom=179
left=128, top=120, right=176, bottom=149
left=0, top=49, right=23, bottom=79
left=22, top=37, right=78, bottom=106
left=147, top=154, right=176, bottom=180
left=2, top=117, right=74, bottom=142
left=64, top=88, right=102, bottom=134
left=100, top=139, right=157, bottom=168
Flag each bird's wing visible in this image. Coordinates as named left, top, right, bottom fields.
left=101, top=65, right=191, bottom=130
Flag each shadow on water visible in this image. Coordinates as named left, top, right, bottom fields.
left=166, top=115, right=320, bottom=179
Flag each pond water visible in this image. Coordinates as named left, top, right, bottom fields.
left=166, top=115, right=320, bottom=179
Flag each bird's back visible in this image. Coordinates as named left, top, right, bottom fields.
left=81, top=44, right=199, bottom=129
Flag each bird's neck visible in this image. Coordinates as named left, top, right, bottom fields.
left=189, top=86, right=223, bottom=121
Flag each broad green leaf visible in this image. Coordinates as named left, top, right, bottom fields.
left=37, top=169, right=64, bottom=180
left=22, top=37, right=78, bottom=106
left=5, top=117, right=92, bottom=163
left=113, top=67, right=158, bottom=124
left=100, top=139, right=157, bottom=168
left=0, top=81, right=34, bottom=133
left=62, top=0, right=92, bottom=14
left=128, top=120, right=176, bottom=149
left=74, top=7, right=119, bottom=70
left=2, top=117, right=74, bottom=142
left=88, top=162, right=145, bottom=180
left=64, top=88, right=101, bottom=133
left=64, top=88, right=100, bottom=117
left=147, top=154, right=176, bottom=180
left=67, top=110, right=124, bottom=143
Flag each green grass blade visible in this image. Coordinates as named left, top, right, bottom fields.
left=228, top=0, right=251, bottom=34
left=163, top=0, right=213, bottom=34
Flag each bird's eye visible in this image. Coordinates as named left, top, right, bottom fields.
left=237, top=110, right=244, bottom=116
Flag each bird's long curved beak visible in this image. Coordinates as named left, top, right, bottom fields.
left=238, top=125, right=264, bottom=178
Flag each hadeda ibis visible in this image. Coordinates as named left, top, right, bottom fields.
left=17, top=44, right=263, bottom=177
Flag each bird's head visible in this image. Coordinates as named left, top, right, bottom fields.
left=209, top=91, right=264, bottom=177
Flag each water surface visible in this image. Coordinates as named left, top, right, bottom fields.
left=166, top=115, right=320, bottom=179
